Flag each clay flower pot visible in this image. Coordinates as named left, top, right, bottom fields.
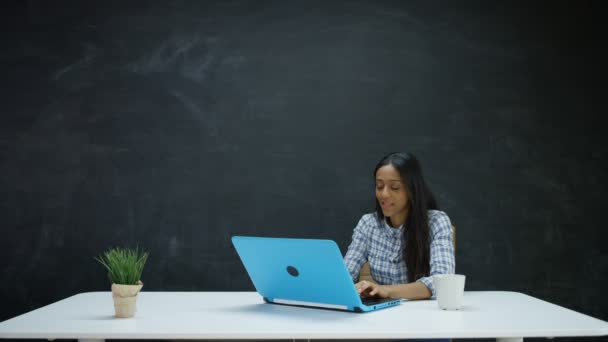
left=111, top=280, right=143, bottom=318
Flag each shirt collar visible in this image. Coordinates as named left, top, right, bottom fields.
left=383, top=217, right=404, bottom=237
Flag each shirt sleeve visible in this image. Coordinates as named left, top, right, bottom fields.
left=343, top=215, right=370, bottom=282
left=416, top=211, right=456, bottom=297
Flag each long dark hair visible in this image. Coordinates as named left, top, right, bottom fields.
left=374, top=152, right=438, bottom=283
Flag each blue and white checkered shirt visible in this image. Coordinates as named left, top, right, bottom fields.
left=344, top=210, right=455, bottom=297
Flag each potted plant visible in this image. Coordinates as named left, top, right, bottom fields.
left=95, top=246, right=149, bottom=318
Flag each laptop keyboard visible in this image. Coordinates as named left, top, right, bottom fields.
left=361, top=297, right=396, bottom=306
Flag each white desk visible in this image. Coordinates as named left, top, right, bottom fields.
left=1, top=291, right=606, bottom=341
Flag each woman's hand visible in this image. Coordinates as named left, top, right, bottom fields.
left=355, top=280, right=390, bottom=298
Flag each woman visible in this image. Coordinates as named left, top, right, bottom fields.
left=344, top=152, right=455, bottom=300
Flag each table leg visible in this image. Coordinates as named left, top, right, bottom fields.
left=497, top=338, right=523, bottom=342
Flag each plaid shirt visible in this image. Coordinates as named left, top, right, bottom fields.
left=344, top=210, right=455, bottom=297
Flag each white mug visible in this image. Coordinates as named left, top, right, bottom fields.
left=433, top=274, right=466, bottom=310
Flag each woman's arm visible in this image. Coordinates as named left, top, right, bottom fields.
left=356, top=280, right=432, bottom=300
left=416, top=211, right=456, bottom=297
left=343, top=215, right=371, bottom=282
left=385, top=282, right=432, bottom=299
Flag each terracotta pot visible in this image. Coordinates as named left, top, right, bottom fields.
left=111, top=280, right=143, bottom=318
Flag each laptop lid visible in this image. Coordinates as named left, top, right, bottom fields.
left=231, top=236, right=402, bottom=312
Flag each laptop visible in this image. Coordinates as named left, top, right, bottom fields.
left=231, top=236, right=404, bottom=312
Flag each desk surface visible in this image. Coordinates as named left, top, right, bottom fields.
left=0, top=291, right=607, bottom=340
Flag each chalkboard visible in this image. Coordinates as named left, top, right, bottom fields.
left=1, top=2, right=606, bottom=341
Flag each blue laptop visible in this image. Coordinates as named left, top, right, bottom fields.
left=231, top=236, right=404, bottom=312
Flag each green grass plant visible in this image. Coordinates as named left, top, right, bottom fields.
left=95, top=247, right=149, bottom=285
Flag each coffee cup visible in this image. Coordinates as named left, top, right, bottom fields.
left=433, top=274, right=466, bottom=310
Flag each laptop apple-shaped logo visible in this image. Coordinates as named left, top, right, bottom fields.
left=286, top=266, right=299, bottom=277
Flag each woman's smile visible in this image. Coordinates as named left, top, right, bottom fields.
left=380, top=201, right=394, bottom=210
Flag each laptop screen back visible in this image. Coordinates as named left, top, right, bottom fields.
left=232, top=236, right=362, bottom=309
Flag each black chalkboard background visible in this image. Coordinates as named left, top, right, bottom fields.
left=1, top=1, right=606, bottom=341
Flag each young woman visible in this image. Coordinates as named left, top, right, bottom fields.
left=344, top=152, right=455, bottom=300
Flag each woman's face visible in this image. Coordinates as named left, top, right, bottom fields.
left=375, top=164, right=409, bottom=222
